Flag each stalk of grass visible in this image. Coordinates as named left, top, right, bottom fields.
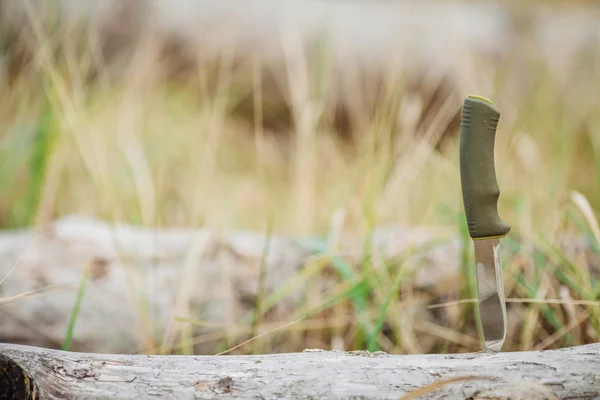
left=177, top=313, right=363, bottom=354
left=219, top=267, right=371, bottom=354
left=543, top=238, right=600, bottom=340
left=62, top=262, right=90, bottom=351
left=457, top=211, right=484, bottom=348
left=367, top=259, right=406, bottom=352
left=300, top=239, right=375, bottom=345
left=241, top=251, right=332, bottom=323
left=513, top=269, right=572, bottom=347
left=160, top=232, right=213, bottom=355
left=23, top=101, right=55, bottom=225
left=250, top=215, right=274, bottom=354
left=358, top=227, right=376, bottom=348
left=295, top=277, right=371, bottom=321
left=519, top=274, right=550, bottom=350
left=216, top=316, right=306, bottom=356
left=0, top=285, right=64, bottom=305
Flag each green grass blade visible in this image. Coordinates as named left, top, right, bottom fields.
left=367, top=260, right=405, bottom=352
left=300, top=238, right=374, bottom=341
left=457, top=211, right=484, bottom=347
left=62, top=263, right=90, bottom=351
left=25, top=100, right=57, bottom=225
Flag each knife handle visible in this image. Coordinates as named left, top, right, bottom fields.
left=459, top=95, right=511, bottom=239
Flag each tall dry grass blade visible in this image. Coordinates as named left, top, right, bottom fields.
left=559, top=285, right=581, bottom=343
left=0, top=235, right=38, bottom=286
left=189, top=42, right=235, bottom=226
left=571, top=191, right=600, bottom=246
left=415, top=320, right=479, bottom=348
left=427, top=299, right=477, bottom=309
left=0, top=284, right=65, bottom=305
left=216, top=316, right=306, bottom=356
left=251, top=217, right=274, bottom=354
left=169, top=313, right=358, bottom=354
left=160, top=232, right=213, bottom=355
left=520, top=275, right=550, bottom=351
left=118, top=94, right=157, bottom=225
left=534, top=312, right=589, bottom=351
left=430, top=297, right=600, bottom=309
left=382, top=87, right=459, bottom=204
left=280, top=22, right=319, bottom=234
left=252, top=53, right=265, bottom=161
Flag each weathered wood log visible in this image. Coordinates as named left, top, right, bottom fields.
left=0, top=215, right=596, bottom=354
left=0, top=215, right=458, bottom=354
left=1, top=342, right=599, bottom=399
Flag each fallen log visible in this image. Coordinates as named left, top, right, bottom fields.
left=0, top=215, right=597, bottom=354
left=1, top=342, right=599, bottom=399
left=0, top=215, right=460, bottom=354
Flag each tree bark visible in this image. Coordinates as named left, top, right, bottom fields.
left=1, top=342, right=599, bottom=399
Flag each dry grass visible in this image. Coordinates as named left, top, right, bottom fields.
left=1, top=1, right=600, bottom=355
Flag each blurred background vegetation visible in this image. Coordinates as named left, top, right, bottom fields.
left=1, top=0, right=600, bottom=355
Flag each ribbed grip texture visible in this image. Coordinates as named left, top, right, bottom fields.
left=459, top=96, right=511, bottom=239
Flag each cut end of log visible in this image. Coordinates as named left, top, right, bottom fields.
left=0, top=353, right=38, bottom=400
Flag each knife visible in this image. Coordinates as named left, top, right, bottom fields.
left=459, top=95, right=511, bottom=352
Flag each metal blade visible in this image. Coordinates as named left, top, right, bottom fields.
left=474, top=238, right=507, bottom=352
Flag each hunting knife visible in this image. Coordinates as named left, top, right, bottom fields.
left=459, top=95, right=511, bottom=352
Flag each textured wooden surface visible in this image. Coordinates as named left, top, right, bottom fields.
left=1, top=342, right=599, bottom=399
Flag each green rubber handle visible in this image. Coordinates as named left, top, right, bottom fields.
left=459, top=95, right=511, bottom=239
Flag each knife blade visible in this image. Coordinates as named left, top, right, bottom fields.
left=459, top=95, right=511, bottom=352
